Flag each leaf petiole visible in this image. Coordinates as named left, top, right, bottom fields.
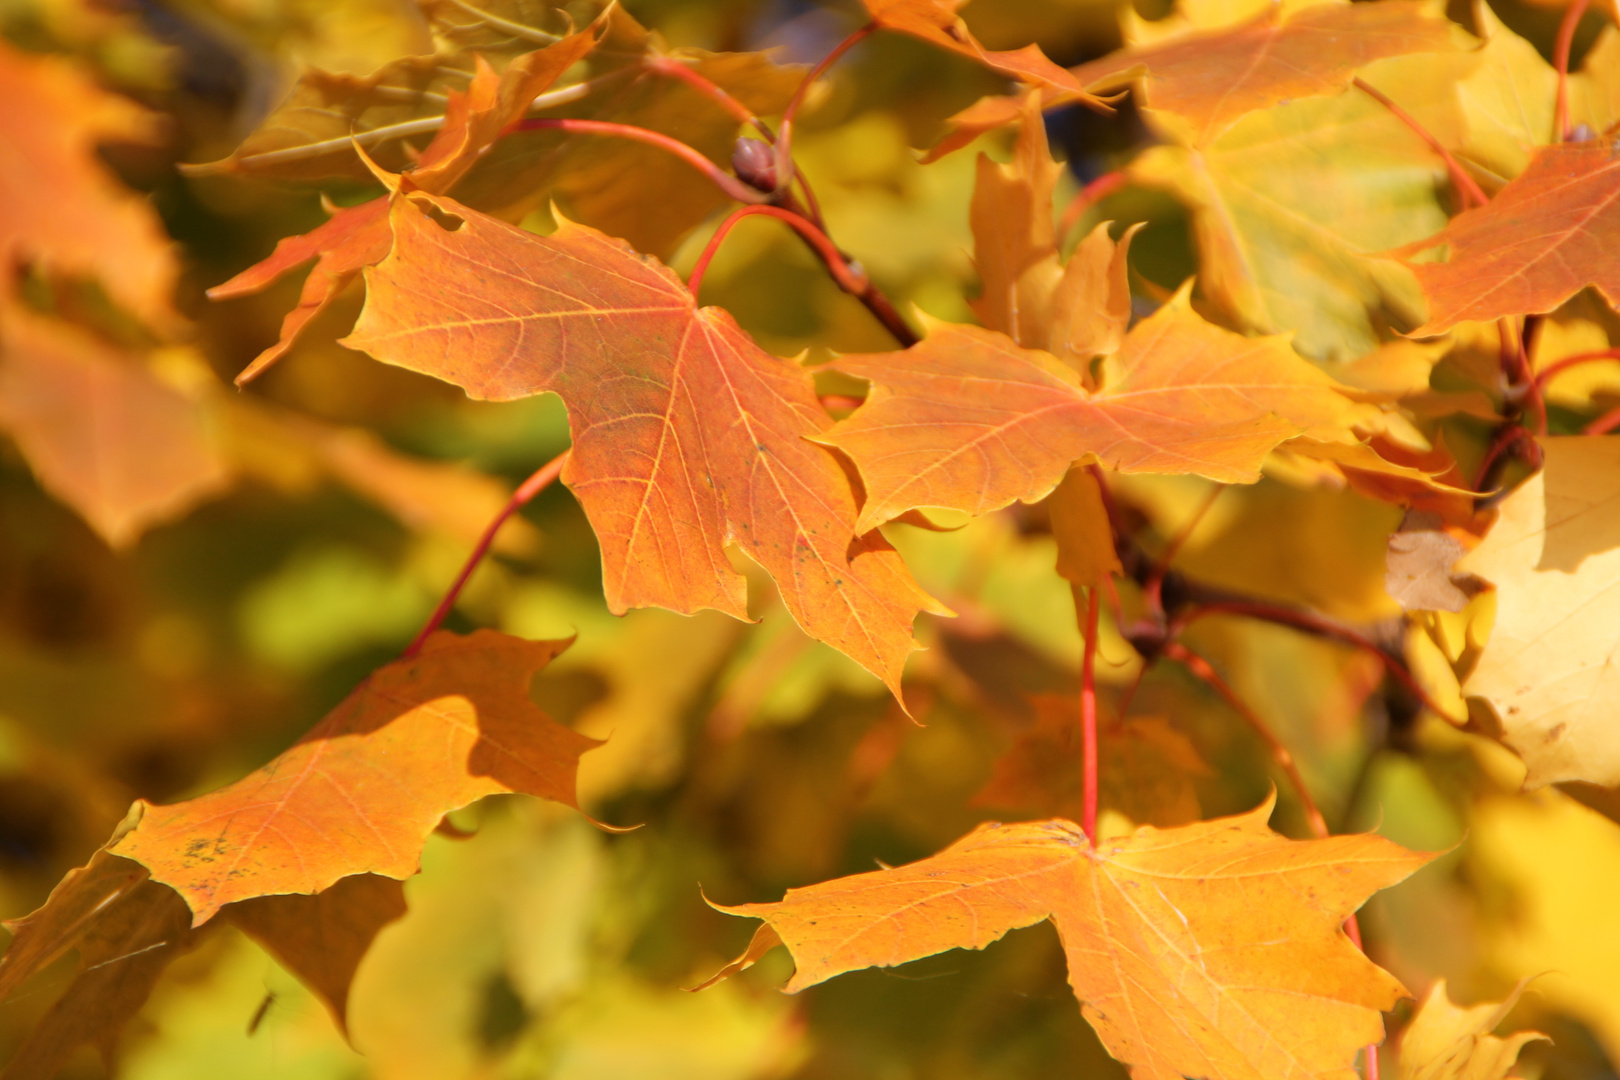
left=514, top=118, right=771, bottom=205
left=401, top=450, right=570, bottom=659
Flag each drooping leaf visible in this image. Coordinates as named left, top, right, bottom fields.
left=0, top=305, right=229, bottom=547
left=1074, top=0, right=1459, bottom=146
left=973, top=698, right=1209, bottom=827
left=1049, top=465, right=1123, bottom=587
left=1130, top=65, right=1451, bottom=359
left=1400, top=138, right=1620, bottom=335
left=1457, top=436, right=1620, bottom=788
left=342, top=192, right=945, bottom=694
left=112, top=630, right=598, bottom=924
left=703, top=797, right=1433, bottom=1080
left=0, top=848, right=199, bottom=1080
left=227, top=873, right=408, bottom=1034
left=0, top=39, right=176, bottom=328
left=823, top=296, right=1357, bottom=532
left=1396, top=978, right=1546, bottom=1080
left=861, top=0, right=1106, bottom=107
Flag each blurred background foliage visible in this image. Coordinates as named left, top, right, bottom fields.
left=1, top=0, right=1620, bottom=1076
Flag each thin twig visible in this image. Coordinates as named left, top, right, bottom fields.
left=1352, top=77, right=1488, bottom=209
left=402, top=451, right=569, bottom=658
left=687, top=205, right=917, bottom=346
left=1163, top=642, right=1330, bottom=838
left=1174, top=602, right=1465, bottom=725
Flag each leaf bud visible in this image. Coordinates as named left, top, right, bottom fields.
left=732, top=137, right=778, bottom=192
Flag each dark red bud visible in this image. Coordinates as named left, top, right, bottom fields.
left=732, top=137, right=778, bottom=192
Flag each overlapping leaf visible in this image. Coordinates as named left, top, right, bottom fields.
left=1130, top=67, right=1450, bottom=359
left=1458, top=436, right=1620, bottom=788
left=1074, top=0, right=1459, bottom=145
left=1401, top=138, right=1620, bottom=335
left=213, top=27, right=599, bottom=382
left=112, top=630, right=597, bottom=923
left=703, top=797, right=1433, bottom=1080
left=0, top=847, right=406, bottom=1067
left=969, top=96, right=1135, bottom=366
left=343, top=191, right=943, bottom=693
left=0, top=40, right=176, bottom=328
left=823, top=296, right=1357, bottom=532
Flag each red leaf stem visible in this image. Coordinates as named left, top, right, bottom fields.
left=514, top=118, right=769, bottom=205
left=1351, top=77, right=1488, bottom=209
left=1075, top=583, right=1102, bottom=843
left=1175, top=601, right=1466, bottom=725
left=402, top=450, right=569, bottom=658
left=1554, top=0, right=1593, bottom=142
left=644, top=55, right=773, bottom=137
left=1586, top=402, right=1620, bottom=434
left=1058, top=171, right=1127, bottom=245
left=775, top=23, right=876, bottom=194
left=1534, top=347, right=1620, bottom=389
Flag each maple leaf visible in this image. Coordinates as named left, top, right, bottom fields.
left=212, top=27, right=599, bottom=383
left=342, top=191, right=944, bottom=694
left=1400, top=138, right=1620, bottom=335
left=0, top=845, right=406, bottom=1064
left=111, top=630, right=598, bottom=924
left=1130, top=68, right=1450, bottom=359
left=227, top=874, right=408, bottom=1033
left=973, top=697, right=1209, bottom=827
left=1050, top=464, right=1123, bottom=587
left=1457, top=436, right=1620, bottom=788
left=968, top=95, right=1136, bottom=366
left=0, top=39, right=176, bottom=329
left=1073, top=0, right=1459, bottom=146
left=822, top=296, right=1357, bottom=533
left=861, top=0, right=1105, bottom=107
left=0, top=305, right=229, bottom=547
left=0, top=850, right=197, bottom=1080
left=702, top=797, right=1434, bottom=1080
left=1396, top=979, right=1546, bottom=1080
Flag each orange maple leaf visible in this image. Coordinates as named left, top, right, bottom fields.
left=703, top=798, right=1434, bottom=1080
left=822, top=298, right=1355, bottom=532
left=342, top=192, right=945, bottom=694
left=111, top=630, right=598, bottom=924
left=213, top=28, right=600, bottom=383
left=1401, top=138, right=1620, bottom=334
left=1073, top=0, right=1459, bottom=145
left=0, top=40, right=176, bottom=329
